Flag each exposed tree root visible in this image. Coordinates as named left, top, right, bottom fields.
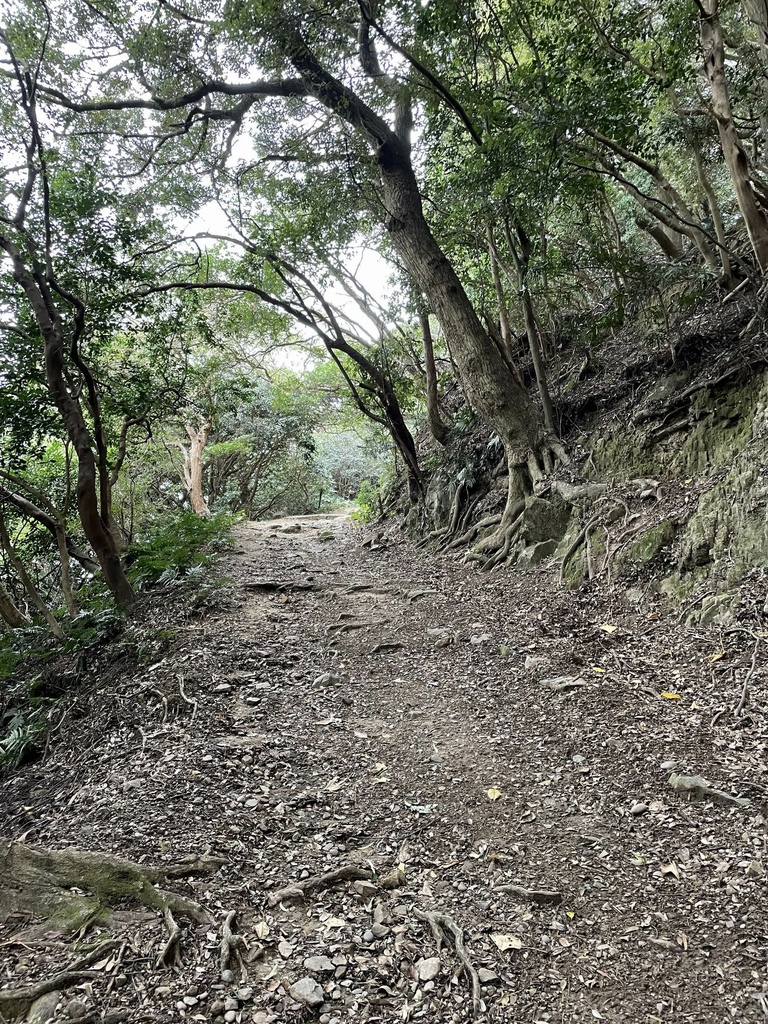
left=0, top=841, right=218, bottom=973
left=469, top=501, right=525, bottom=558
left=268, top=864, right=375, bottom=907
left=0, top=939, right=121, bottom=1018
left=220, top=910, right=248, bottom=981
left=414, top=909, right=482, bottom=1018
left=158, top=907, right=183, bottom=968
left=444, top=514, right=502, bottom=552
left=418, top=482, right=466, bottom=549
left=493, top=883, right=562, bottom=904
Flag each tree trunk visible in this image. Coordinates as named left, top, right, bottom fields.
left=183, top=418, right=212, bottom=517
left=700, top=0, right=768, bottom=272
left=0, top=237, right=135, bottom=609
left=692, top=147, right=734, bottom=283
left=282, top=29, right=559, bottom=523
left=635, top=213, right=684, bottom=261
left=0, top=511, right=64, bottom=640
left=485, top=224, right=516, bottom=363
left=498, top=219, right=558, bottom=438
left=0, top=576, right=31, bottom=629
left=378, top=145, right=550, bottom=480
left=419, top=311, right=448, bottom=445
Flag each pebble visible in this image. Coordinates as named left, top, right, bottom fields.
left=353, top=880, right=378, bottom=899
left=224, top=1013, right=237, bottom=1023
left=210, top=1000, right=225, bottom=1015
left=478, top=968, right=499, bottom=984
left=220, top=969, right=235, bottom=983
left=304, top=955, right=335, bottom=973
left=65, top=999, right=89, bottom=1019
left=236, top=987, right=253, bottom=1000
left=214, top=683, right=233, bottom=692
left=362, top=929, right=375, bottom=944
left=224, top=997, right=238, bottom=1011
left=417, top=956, right=441, bottom=981
left=182, top=995, right=198, bottom=1006
left=630, top=802, right=649, bottom=815
left=289, top=977, right=325, bottom=1008
left=661, top=760, right=677, bottom=770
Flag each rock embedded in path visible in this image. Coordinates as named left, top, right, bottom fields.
left=304, top=955, right=335, bottom=973
left=289, top=977, right=325, bottom=1007
left=416, top=956, right=441, bottom=981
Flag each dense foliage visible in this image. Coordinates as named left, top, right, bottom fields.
left=1, top=0, right=767, bottom=635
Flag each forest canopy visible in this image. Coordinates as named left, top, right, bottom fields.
left=1, top=0, right=767, bottom=622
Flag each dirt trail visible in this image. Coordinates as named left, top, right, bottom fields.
left=2, top=514, right=767, bottom=1023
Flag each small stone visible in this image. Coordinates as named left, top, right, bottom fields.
left=66, top=999, right=89, bottom=1019
left=353, top=880, right=378, bottom=899
left=155, top=987, right=172, bottom=998
left=417, top=956, right=441, bottom=981
left=224, top=997, right=238, bottom=1011
left=289, top=977, right=324, bottom=1008
left=478, top=969, right=499, bottom=984
left=103, top=1012, right=129, bottom=1024
left=27, top=991, right=61, bottom=1024
left=303, top=956, right=335, bottom=973
left=747, top=860, right=765, bottom=877
left=371, top=923, right=389, bottom=938
left=185, top=985, right=199, bottom=997
left=183, top=995, right=198, bottom=1006
left=176, top=1003, right=186, bottom=1013
left=210, top=1000, right=225, bottom=1015
left=630, top=802, right=649, bottom=816
left=278, top=939, right=293, bottom=958
left=214, top=683, right=233, bottom=693
left=362, top=929, right=375, bottom=944
left=314, top=672, right=343, bottom=686
left=224, top=1012, right=237, bottom=1023
left=525, top=654, right=547, bottom=671
left=241, top=755, right=253, bottom=766
left=235, top=987, right=253, bottom=1001
left=661, top=760, right=677, bottom=770
left=220, top=969, right=235, bottom=983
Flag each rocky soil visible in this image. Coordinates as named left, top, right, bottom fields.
left=1, top=512, right=768, bottom=1023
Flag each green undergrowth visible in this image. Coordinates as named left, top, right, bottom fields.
left=0, top=511, right=236, bottom=769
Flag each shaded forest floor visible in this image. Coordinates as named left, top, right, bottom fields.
left=2, top=513, right=768, bottom=1024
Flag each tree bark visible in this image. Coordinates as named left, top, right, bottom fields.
left=485, top=224, right=516, bottom=364
left=635, top=213, right=684, bottom=261
left=692, top=147, right=734, bottom=283
left=700, top=0, right=768, bottom=272
left=0, top=576, right=31, bottom=629
left=419, top=311, right=448, bottom=445
left=182, top=418, right=212, bottom=517
left=0, top=236, right=135, bottom=608
left=498, top=220, right=557, bottom=437
left=0, top=511, right=64, bottom=639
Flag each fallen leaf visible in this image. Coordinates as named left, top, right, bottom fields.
left=326, top=779, right=344, bottom=792
left=660, top=691, right=681, bottom=700
left=592, top=666, right=606, bottom=674
left=486, top=787, right=503, bottom=801
left=599, top=624, right=618, bottom=634
left=254, top=921, right=270, bottom=939
left=662, top=862, right=681, bottom=879
left=491, top=933, right=522, bottom=951
left=708, top=651, right=725, bottom=662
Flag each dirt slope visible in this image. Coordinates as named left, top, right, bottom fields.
left=2, top=514, right=767, bottom=1024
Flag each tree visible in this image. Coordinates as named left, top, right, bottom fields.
left=21, top=0, right=562, bottom=541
